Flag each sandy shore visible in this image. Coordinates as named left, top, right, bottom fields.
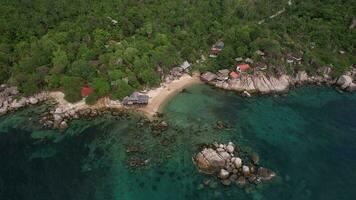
left=138, top=73, right=202, bottom=117
left=47, top=73, right=202, bottom=118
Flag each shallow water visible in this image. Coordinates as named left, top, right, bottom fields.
left=0, top=85, right=355, bottom=200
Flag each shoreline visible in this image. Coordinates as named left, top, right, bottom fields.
left=44, top=73, right=201, bottom=129
left=1, top=68, right=355, bottom=130
left=0, top=73, right=202, bottom=129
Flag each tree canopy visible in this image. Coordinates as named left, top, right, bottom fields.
left=0, top=0, right=354, bottom=102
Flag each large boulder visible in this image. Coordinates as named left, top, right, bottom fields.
left=232, top=157, right=242, bottom=169
left=337, top=75, right=353, bottom=89
left=28, top=97, right=38, bottom=105
left=10, top=97, right=26, bottom=109
left=218, top=169, right=230, bottom=179
left=194, top=148, right=226, bottom=173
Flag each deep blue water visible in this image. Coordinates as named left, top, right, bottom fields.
left=0, top=85, right=355, bottom=200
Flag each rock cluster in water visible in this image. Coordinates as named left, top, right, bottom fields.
left=194, top=142, right=276, bottom=188
left=0, top=85, right=50, bottom=116
left=40, top=107, right=128, bottom=130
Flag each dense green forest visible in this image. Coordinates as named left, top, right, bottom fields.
left=0, top=0, right=355, bottom=102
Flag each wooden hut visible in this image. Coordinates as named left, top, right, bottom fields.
left=123, top=92, right=149, bottom=105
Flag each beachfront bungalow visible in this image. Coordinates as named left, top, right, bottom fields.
left=229, top=71, right=239, bottom=79
left=81, top=86, right=93, bottom=97
left=170, top=67, right=184, bottom=78
left=236, top=64, right=251, bottom=72
left=201, top=72, right=217, bottom=82
left=180, top=60, right=191, bottom=71
left=123, top=92, right=149, bottom=106
left=286, top=53, right=303, bottom=65
left=286, top=54, right=294, bottom=64
left=209, top=41, right=225, bottom=58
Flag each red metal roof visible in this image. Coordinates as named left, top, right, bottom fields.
left=236, top=64, right=251, bottom=71
left=81, top=86, right=93, bottom=97
left=229, top=71, right=239, bottom=79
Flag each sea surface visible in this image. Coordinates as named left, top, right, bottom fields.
left=0, top=85, right=355, bottom=200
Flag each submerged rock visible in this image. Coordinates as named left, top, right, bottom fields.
left=257, top=167, right=276, bottom=181
left=236, top=176, right=247, bottom=187
left=221, top=179, right=232, bottom=186
left=251, top=152, right=260, bottom=165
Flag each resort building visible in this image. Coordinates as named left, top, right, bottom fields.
left=123, top=92, right=149, bottom=105
left=236, top=64, right=251, bottom=72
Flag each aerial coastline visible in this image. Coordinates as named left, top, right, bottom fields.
left=0, top=0, right=355, bottom=199
left=1, top=66, right=355, bottom=131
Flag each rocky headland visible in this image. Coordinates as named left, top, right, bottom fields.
left=194, top=142, right=276, bottom=188
left=0, top=85, right=50, bottom=117
left=209, top=67, right=356, bottom=95
left=0, top=84, right=127, bottom=130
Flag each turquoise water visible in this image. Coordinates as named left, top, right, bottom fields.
left=0, top=85, right=356, bottom=200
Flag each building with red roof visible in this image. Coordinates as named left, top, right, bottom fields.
left=210, top=48, right=220, bottom=56
left=236, top=64, right=251, bottom=72
left=81, top=86, right=93, bottom=97
left=229, top=71, right=239, bottom=79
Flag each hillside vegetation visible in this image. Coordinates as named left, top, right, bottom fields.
left=0, top=0, right=355, bottom=102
